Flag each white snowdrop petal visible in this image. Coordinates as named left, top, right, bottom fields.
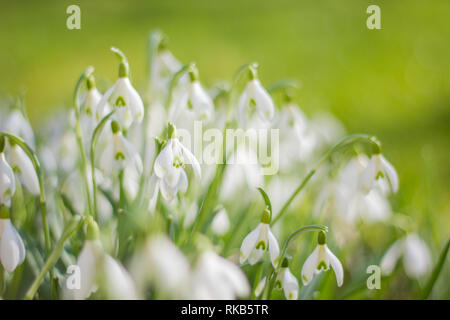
left=154, top=140, right=174, bottom=179
left=103, top=255, right=137, bottom=300
left=403, top=234, right=432, bottom=278
left=301, top=246, right=319, bottom=285
left=0, top=154, right=16, bottom=206
left=0, top=219, right=25, bottom=272
left=254, top=276, right=267, bottom=297
left=252, top=80, right=275, bottom=122
left=240, top=224, right=261, bottom=264
left=360, top=157, right=376, bottom=193
left=327, top=246, right=344, bottom=287
left=380, top=239, right=403, bottom=276
left=177, top=141, right=201, bottom=179
left=282, top=269, right=299, bottom=300
left=267, top=228, right=280, bottom=268
left=10, top=146, right=40, bottom=195
left=381, top=155, right=399, bottom=193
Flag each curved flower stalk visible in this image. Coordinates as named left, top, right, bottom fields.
left=192, top=250, right=250, bottom=299
left=152, top=122, right=201, bottom=201
left=301, top=231, right=344, bottom=287
left=255, top=258, right=298, bottom=300
left=169, top=64, right=214, bottom=122
left=0, top=206, right=25, bottom=272
left=238, top=64, right=275, bottom=126
left=380, top=233, right=432, bottom=279
left=73, top=217, right=137, bottom=300
left=8, top=142, right=40, bottom=195
left=360, top=142, right=399, bottom=194
left=97, top=47, right=144, bottom=130
left=98, top=120, right=143, bottom=176
left=4, top=108, right=35, bottom=148
left=240, top=196, right=280, bottom=267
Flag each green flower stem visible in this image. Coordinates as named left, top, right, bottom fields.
left=73, top=67, right=95, bottom=217
left=264, top=224, right=328, bottom=299
left=421, top=237, right=450, bottom=299
left=1, top=133, right=51, bottom=256
left=90, top=110, right=115, bottom=221
left=251, top=262, right=263, bottom=299
left=24, top=216, right=85, bottom=300
left=271, top=134, right=379, bottom=226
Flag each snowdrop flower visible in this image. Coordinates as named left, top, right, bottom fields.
left=130, top=236, right=190, bottom=298
left=152, top=123, right=201, bottom=201
left=99, top=120, right=143, bottom=176
left=8, top=142, right=40, bottom=195
left=74, top=217, right=137, bottom=300
left=301, top=231, right=344, bottom=287
left=380, top=233, right=432, bottom=278
left=360, top=143, right=399, bottom=193
left=79, top=76, right=106, bottom=140
left=255, top=258, right=299, bottom=300
left=211, top=207, right=230, bottom=236
left=0, top=138, right=15, bottom=207
left=240, top=209, right=280, bottom=267
left=0, top=206, right=25, bottom=272
left=238, top=65, right=275, bottom=125
left=97, top=47, right=144, bottom=130
left=192, top=250, right=250, bottom=300
left=4, top=109, right=35, bottom=147
left=170, top=64, right=214, bottom=121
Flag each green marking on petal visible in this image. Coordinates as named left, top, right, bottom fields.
left=376, top=170, right=384, bottom=179
left=115, top=96, right=126, bottom=107
left=249, top=98, right=256, bottom=108
left=317, top=260, right=327, bottom=271
left=187, top=100, right=194, bottom=110
left=256, top=240, right=266, bottom=250
left=115, top=152, right=125, bottom=161
left=302, top=275, right=308, bottom=282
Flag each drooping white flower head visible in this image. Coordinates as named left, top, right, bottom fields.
left=0, top=208, right=26, bottom=273
left=0, top=139, right=15, bottom=207
left=192, top=250, right=250, bottom=300
left=4, top=109, right=35, bottom=148
left=360, top=144, right=399, bottom=194
left=238, top=65, right=275, bottom=125
left=380, top=233, right=432, bottom=279
left=8, top=143, right=40, bottom=195
left=170, top=65, right=214, bottom=121
left=211, top=207, right=230, bottom=236
left=240, top=209, right=280, bottom=267
left=99, top=120, right=143, bottom=176
left=301, top=231, right=344, bottom=287
left=255, top=258, right=299, bottom=300
left=79, top=76, right=107, bottom=140
left=97, top=47, right=144, bottom=130
left=130, top=235, right=191, bottom=298
left=74, top=218, right=137, bottom=300
left=152, top=123, right=201, bottom=201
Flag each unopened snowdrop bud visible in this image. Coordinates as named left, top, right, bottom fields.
left=192, top=250, right=250, bottom=300
left=96, top=47, right=144, bottom=130
left=0, top=206, right=26, bottom=272
left=360, top=139, right=399, bottom=193
left=239, top=208, right=280, bottom=267
left=238, top=64, right=275, bottom=124
left=0, top=138, right=16, bottom=207
left=81, top=75, right=105, bottom=124
left=153, top=123, right=201, bottom=200
left=8, top=142, right=40, bottom=195
left=301, top=231, right=344, bottom=287
left=211, top=207, right=230, bottom=236
left=99, top=120, right=143, bottom=175
left=380, top=233, right=431, bottom=279
left=4, top=109, right=35, bottom=148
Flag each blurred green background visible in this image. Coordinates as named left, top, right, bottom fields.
left=0, top=0, right=449, bottom=296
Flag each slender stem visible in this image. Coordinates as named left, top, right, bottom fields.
left=271, top=134, right=378, bottom=226
left=73, top=67, right=95, bottom=217
left=90, top=111, right=115, bottom=221
left=421, top=237, right=450, bottom=299
left=24, top=216, right=85, bottom=300
left=264, top=224, right=328, bottom=299
left=252, top=262, right=263, bottom=300
left=1, top=133, right=51, bottom=256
